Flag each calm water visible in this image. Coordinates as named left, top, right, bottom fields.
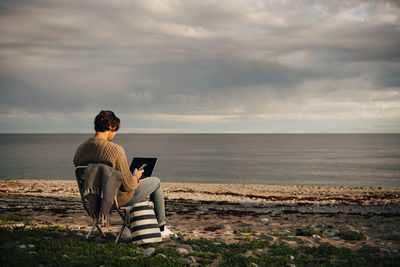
left=0, top=134, right=399, bottom=186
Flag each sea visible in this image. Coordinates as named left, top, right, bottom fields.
left=0, top=134, right=399, bottom=187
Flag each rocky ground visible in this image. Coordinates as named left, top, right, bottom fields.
left=1, top=180, right=400, bottom=255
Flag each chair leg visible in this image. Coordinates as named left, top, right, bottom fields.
left=115, top=225, right=126, bottom=243
left=86, top=223, right=97, bottom=239
left=96, top=224, right=106, bottom=238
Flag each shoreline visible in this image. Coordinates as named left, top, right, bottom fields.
left=1, top=180, right=400, bottom=252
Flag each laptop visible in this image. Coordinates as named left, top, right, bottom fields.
left=129, top=157, right=157, bottom=179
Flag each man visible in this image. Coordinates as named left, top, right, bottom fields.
left=73, top=110, right=173, bottom=237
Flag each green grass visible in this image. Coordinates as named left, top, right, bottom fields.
left=0, top=215, right=34, bottom=226
left=266, top=231, right=295, bottom=237
left=338, top=230, right=367, bottom=241
left=387, top=234, right=400, bottom=241
left=0, top=226, right=398, bottom=267
left=240, top=227, right=254, bottom=233
left=295, top=228, right=323, bottom=237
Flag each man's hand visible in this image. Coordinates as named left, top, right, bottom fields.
left=134, top=168, right=144, bottom=179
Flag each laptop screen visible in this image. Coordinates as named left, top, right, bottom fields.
left=129, top=157, right=157, bottom=179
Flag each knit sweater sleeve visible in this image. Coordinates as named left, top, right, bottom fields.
left=114, top=145, right=139, bottom=193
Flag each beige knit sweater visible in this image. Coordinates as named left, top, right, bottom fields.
left=73, top=137, right=138, bottom=206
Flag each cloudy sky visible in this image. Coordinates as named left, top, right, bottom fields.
left=1, top=0, right=399, bottom=133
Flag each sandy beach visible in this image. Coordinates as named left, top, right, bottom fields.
left=1, top=180, right=400, bottom=254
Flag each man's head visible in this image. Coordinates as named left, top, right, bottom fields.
left=94, top=110, right=120, bottom=133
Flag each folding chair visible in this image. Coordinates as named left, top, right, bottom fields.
left=75, top=166, right=130, bottom=243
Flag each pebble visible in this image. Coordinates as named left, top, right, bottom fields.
left=177, top=248, right=189, bottom=255
left=260, top=218, right=269, bottom=223
left=27, top=244, right=35, bottom=249
left=189, top=256, right=196, bottom=263
left=143, top=247, right=156, bottom=257
left=381, top=248, right=390, bottom=253
left=63, top=254, right=69, bottom=258
left=290, top=255, right=295, bottom=260
left=288, top=264, right=296, bottom=267
left=19, top=245, right=27, bottom=249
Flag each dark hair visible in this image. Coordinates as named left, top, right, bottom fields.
left=94, top=110, right=120, bottom=132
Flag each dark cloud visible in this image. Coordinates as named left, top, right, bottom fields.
left=0, top=0, right=399, bottom=132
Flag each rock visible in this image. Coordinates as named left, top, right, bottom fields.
left=156, top=254, right=167, bottom=259
left=256, top=249, right=264, bottom=255
left=223, top=224, right=233, bottom=231
left=27, top=244, right=35, bottom=249
left=215, top=224, right=224, bottom=230
left=143, top=247, right=156, bottom=257
left=260, top=218, right=269, bottom=223
left=120, top=227, right=132, bottom=241
left=312, top=235, right=321, bottom=239
left=245, top=223, right=255, bottom=227
left=251, top=263, right=258, bottom=267
left=189, top=256, right=196, bottom=263
left=120, top=256, right=136, bottom=260
left=180, top=244, right=193, bottom=251
left=243, top=250, right=253, bottom=257
left=280, top=240, right=293, bottom=246
left=63, top=254, right=69, bottom=258
left=29, top=251, right=37, bottom=254
left=288, top=264, right=296, bottom=267
left=177, top=248, right=189, bottom=255
left=290, top=255, right=295, bottom=260
left=19, top=245, right=27, bottom=249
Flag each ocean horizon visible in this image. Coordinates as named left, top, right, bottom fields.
left=0, top=133, right=399, bottom=187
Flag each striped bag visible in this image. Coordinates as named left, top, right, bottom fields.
left=129, top=201, right=162, bottom=244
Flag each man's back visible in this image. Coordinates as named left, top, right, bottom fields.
left=73, top=137, right=138, bottom=206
